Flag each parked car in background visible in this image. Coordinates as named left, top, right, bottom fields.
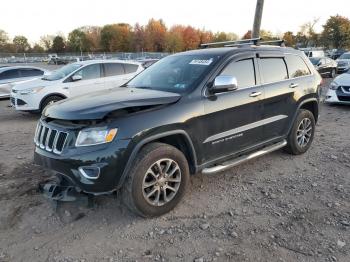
left=328, top=49, right=347, bottom=60
left=336, top=52, right=350, bottom=74
left=0, top=66, right=48, bottom=98
left=309, top=57, right=337, bottom=78
left=325, top=70, right=350, bottom=104
left=11, top=60, right=143, bottom=112
left=300, top=48, right=325, bottom=58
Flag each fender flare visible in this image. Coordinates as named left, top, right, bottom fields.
left=117, top=130, right=197, bottom=189
left=287, top=97, right=319, bottom=135
left=39, top=93, right=67, bottom=109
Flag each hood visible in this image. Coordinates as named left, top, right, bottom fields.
left=12, top=77, right=58, bottom=91
left=333, top=73, right=350, bottom=85
left=43, top=87, right=181, bottom=120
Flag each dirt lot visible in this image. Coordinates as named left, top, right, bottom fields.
left=0, top=78, right=349, bottom=262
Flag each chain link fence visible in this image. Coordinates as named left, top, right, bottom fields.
left=0, top=52, right=170, bottom=64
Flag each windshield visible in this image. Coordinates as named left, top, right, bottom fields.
left=126, top=54, right=220, bottom=93
left=43, top=63, right=82, bottom=81
left=309, top=57, right=320, bottom=65
left=339, top=53, right=350, bottom=60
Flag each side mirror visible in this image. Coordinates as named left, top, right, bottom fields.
left=210, top=75, right=238, bottom=94
left=72, top=74, right=82, bottom=82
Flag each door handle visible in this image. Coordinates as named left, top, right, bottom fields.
left=289, top=83, right=298, bottom=88
left=249, top=91, right=262, bottom=97
left=62, top=87, right=69, bottom=90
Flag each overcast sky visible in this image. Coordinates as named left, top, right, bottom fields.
left=1, top=0, right=349, bottom=43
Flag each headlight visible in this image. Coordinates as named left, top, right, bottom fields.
left=330, top=81, right=339, bottom=90
left=75, top=127, right=118, bottom=147
left=19, top=87, right=44, bottom=95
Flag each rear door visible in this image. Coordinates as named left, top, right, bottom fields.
left=259, top=53, right=311, bottom=141
left=202, top=54, right=265, bottom=162
left=65, top=63, right=104, bottom=97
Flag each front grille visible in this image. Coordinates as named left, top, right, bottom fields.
left=34, top=121, right=69, bottom=154
left=338, top=96, right=350, bottom=102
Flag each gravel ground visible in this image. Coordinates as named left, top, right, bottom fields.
left=0, top=78, right=349, bottom=262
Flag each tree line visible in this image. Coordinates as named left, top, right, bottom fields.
left=0, top=15, right=349, bottom=54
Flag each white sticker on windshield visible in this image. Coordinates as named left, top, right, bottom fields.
left=189, top=58, right=213, bottom=66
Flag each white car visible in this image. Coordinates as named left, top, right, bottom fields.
left=11, top=60, right=143, bottom=112
left=0, top=66, right=49, bottom=98
left=325, top=70, right=350, bottom=104
left=336, top=52, right=350, bottom=74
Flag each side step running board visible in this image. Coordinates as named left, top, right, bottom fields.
left=202, top=140, right=287, bottom=175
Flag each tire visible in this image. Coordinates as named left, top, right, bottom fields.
left=122, top=142, right=190, bottom=217
left=285, top=109, right=315, bottom=155
left=330, top=68, right=336, bottom=78
left=40, top=95, right=63, bottom=112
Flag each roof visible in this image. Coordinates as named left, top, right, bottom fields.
left=0, top=65, right=48, bottom=73
left=176, top=45, right=300, bottom=57
left=73, top=59, right=142, bottom=66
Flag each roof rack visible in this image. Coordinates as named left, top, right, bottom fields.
left=201, top=38, right=286, bottom=48
left=201, top=38, right=261, bottom=48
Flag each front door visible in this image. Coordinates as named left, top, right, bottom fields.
left=202, top=56, right=264, bottom=163
left=66, top=63, right=104, bottom=97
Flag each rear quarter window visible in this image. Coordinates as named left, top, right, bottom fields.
left=19, top=68, right=44, bottom=77
left=260, top=58, right=288, bottom=83
left=0, top=69, right=20, bottom=80
left=104, top=63, right=124, bottom=77
left=123, top=64, right=139, bottom=74
left=285, top=55, right=311, bottom=78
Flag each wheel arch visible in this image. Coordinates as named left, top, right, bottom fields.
left=118, top=130, right=198, bottom=189
left=298, top=98, right=319, bottom=123
left=39, top=93, right=67, bottom=110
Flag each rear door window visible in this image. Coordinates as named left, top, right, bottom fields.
left=123, top=64, right=139, bottom=74
left=285, top=55, right=311, bottom=78
left=19, top=68, right=44, bottom=77
left=260, top=58, right=288, bottom=83
left=104, top=63, right=125, bottom=77
left=74, top=64, right=101, bottom=80
left=220, top=58, right=256, bottom=88
left=0, top=69, right=20, bottom=80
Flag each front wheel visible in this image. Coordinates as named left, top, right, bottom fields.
left=285, top=109, right=315, bottom=155
left=40, top=95, right=63, bottom=113
left=122, top=142, right=190, bottom=217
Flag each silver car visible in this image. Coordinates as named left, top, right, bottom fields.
left=0, top=66, right=49, bottom=98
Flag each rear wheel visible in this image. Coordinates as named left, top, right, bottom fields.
left=40, top=95, right=63, bottom=113
left=285, top=109, right=315, bottom=155
left=122, top=142, right=190, bottom=217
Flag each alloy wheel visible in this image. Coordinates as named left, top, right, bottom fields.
left=142, top=158, right=181, bottom=206
left=296, top=118, right=312, bottom=147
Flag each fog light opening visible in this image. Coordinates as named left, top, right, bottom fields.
left=78, top=166, right=100, bottom=179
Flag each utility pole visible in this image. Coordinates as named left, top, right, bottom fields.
left=252, top=0, right=264, bottom=38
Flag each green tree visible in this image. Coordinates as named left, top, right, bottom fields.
left=31, top=43, right=45, bottom=53
left=165, top=25, right=185, bottom=52
left=100, top=23, right=132, bottom=52
left=67, top=29, right=91, bottom=52
left=51, top=36, right=66, bottom=53
left=321, top=15, right=350, bottom=49
left=283, top=31, right=296, bottom=47
left=13, top=35, right=30, bottom=52
left=40, top=35, right=54, bottom=51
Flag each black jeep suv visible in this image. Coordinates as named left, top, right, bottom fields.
left=34, top=41, right=321, bottom=217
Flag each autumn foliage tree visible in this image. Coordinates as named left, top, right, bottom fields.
left=321, top=15, right=350, bottom=49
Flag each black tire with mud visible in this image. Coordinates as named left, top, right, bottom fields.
left=122, top=142, right=190, bottom=217
left=285, top=109, right=315, bottom=155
